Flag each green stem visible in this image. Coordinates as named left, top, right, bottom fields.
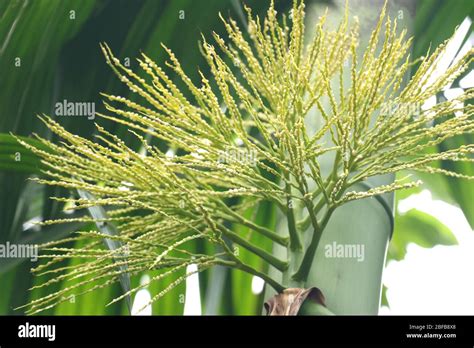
left=218, top=208, right=289, bottom=246
left=218, top=224, right=288, bottom=272
left=217, top=259, right=285, bottom=293
left=292, top=171, right=348, bottom=282
left=285, top=181, right=302, bottom=250
left=292, top=205, right=335, bottom=282
left=296, top=179, right=335, bottom=231
left=237, top=263, right=285, bottom=293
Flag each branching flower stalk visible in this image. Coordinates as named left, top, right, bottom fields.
left=16, top=0, right=473, bottom=314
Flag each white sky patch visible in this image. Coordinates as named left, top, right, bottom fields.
left=22, top=216, right=42, bottom=232
left=421, top=95, right=436, bottom=113
left=131, top=274, right=152, bottom=316
left=444, top=87, right=465, bottom=100
left=421, top=17, right=472, bottom=114
left=381, top=190, right=474, bottom=315
left=448, top=27, right=473, bottom=70
left=444, top=87, right=465, bottom=117
left=184, top=264, right=202, bottom=315
left=251, top=276, right=265, bottom=295
left=234, top=137, right=244, bottom=146
left=459, top=69, right=474, bottom=89
left=165, top=148, right=175, bottom=158
left=424, top=16, right=472, bottom=91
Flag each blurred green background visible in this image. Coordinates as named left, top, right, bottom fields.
left=0, top=0, right=472, bottom=315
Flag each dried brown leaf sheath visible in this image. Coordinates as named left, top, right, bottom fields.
left=264, top=287, right=326, bottom=316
